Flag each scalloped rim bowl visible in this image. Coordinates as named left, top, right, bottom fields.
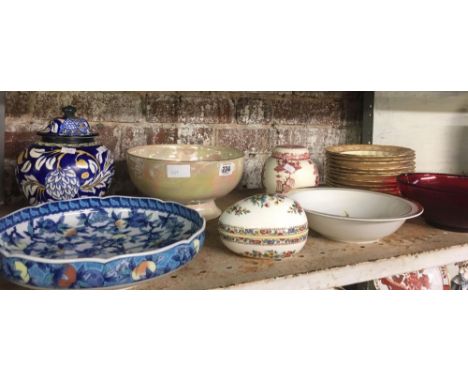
left=0, top=196, right=206, bottom=289
left=287, top=187, right=423, bottom=243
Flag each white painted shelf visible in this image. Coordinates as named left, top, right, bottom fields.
left=1, top=189, right=468, bottom=290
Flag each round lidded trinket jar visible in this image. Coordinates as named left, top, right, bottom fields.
left=218, top=193, right=308, bottom=260
left=15, top=106, right=115, bottom=204
left=262, top=145, right=319, bottom=194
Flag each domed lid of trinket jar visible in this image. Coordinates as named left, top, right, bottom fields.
left=37, top=105, right=98, bottom=144
left=272, top=145, right=310, bottom=160
left=219, top=193, right=308, bottom=230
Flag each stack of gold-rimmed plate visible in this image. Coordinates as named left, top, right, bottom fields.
left=325, top=144, right=415, bottom=195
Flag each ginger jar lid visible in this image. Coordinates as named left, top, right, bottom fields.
left=38, top=105, right=98, bottom=144
left=219, top=193, right=308, bottom=230
left=272, top=145, right=310, bottom=160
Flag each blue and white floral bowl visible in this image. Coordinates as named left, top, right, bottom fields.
left=0, top=196, right=205, bottom=289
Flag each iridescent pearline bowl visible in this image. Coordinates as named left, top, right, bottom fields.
left=127, top=145, right=244, bottom=220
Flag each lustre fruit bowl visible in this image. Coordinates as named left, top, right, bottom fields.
left=0, top=196, right=205, bottom=289
left=127, top=144, right=244, bottom=220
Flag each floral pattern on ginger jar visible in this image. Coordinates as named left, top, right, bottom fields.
left=15, top=105, right=114, bottom=204
left=262, top=145, right=319, bottom=194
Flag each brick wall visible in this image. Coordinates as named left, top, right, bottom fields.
left=3, top=91, right=363, bottom=204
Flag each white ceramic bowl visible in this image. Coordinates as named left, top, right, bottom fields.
left=287, top=187, right=423, bottom=243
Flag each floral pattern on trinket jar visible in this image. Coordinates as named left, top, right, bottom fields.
left=218, top=193, right=309, bottom=260
left=15, top=105, right=114, bottom=204
left=262, top=145, right=319, bottom=194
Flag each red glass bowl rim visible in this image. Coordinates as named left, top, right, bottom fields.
left=397, top=172, right=468, bottom=195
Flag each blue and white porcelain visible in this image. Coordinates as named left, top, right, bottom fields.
left=0, top=196, right=205, bottom=289
left=15, top=106, right=114, bottom=204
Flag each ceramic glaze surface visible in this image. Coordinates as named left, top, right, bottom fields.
left=326, top=144, right=414, bottom=160
left=373, top=266, right=450, bottom=290
left=0, top=197, right=205, bottom=289
left=41, top=117, right=92, bottom=136
left=127, top=145, right=244, bottom=220
left=325, top=144, right=415, bottom=196
left=288, top=188, right=423, bottom=243
left=15, top=106, right=114, bottom=204
left=262, top=145, right=319, bottom=194
left=16, top=143, right=114, bottom=204
left=218, top=194, right=308, bottom=260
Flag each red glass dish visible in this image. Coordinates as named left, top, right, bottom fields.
left=397, top=173, right=468, bottom=232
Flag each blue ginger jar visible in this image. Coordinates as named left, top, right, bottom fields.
left=15, top=106, right=115, bottom=204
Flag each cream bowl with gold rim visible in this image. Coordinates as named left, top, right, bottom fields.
left=127, top=145, right=244, bottom=220
left=218, top=194, right=308, bottom=260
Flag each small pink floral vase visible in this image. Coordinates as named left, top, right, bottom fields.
left=262, top=145, right=319, bottom=194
